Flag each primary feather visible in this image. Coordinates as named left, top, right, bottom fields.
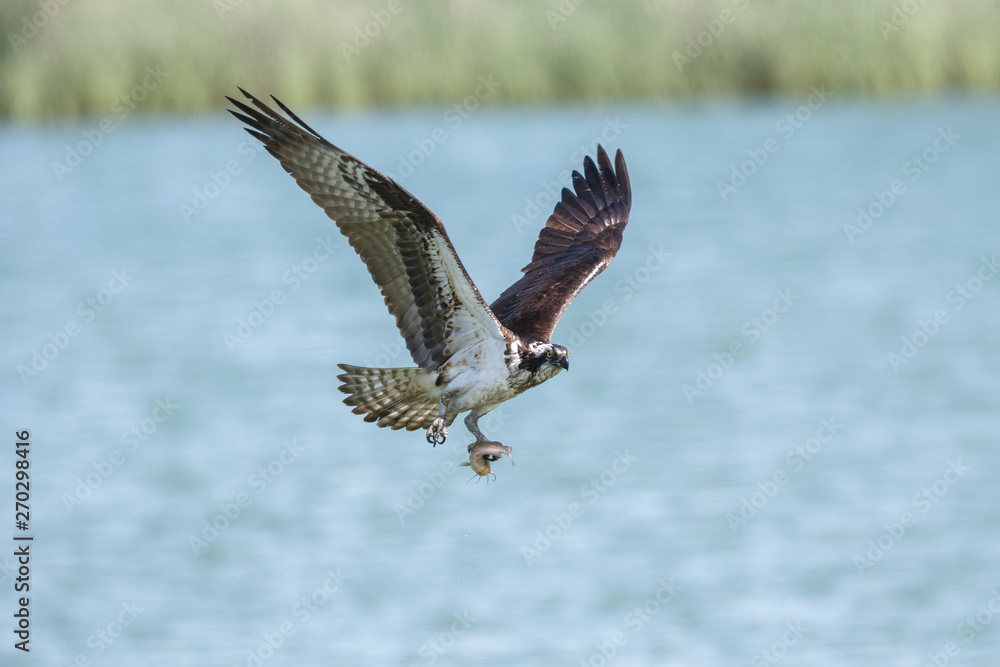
left=490, top=146, right=631, bottom=342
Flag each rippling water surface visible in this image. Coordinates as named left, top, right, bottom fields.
left=2, top=97, right=999, bottom=665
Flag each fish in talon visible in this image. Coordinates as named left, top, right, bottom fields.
left=462, top=442, right=514, bottom=477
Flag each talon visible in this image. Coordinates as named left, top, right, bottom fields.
left=461, top=441, right=514, bottom=477
left=426, top=419, right=447, bottom=446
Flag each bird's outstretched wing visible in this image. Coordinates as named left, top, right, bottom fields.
left=228, top=89, right=509, bottom=370
left=490, top=146, right=631, bottom=342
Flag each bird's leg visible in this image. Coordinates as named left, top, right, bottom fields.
left=426, top=391, right=452, bottom=446
left=464, top=410, right=491, bottom=444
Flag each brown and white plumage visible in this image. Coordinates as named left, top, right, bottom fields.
left=228, top=89, right=632, bottom=458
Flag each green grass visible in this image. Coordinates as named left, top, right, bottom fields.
left=2, top=0, right=999, bottom=118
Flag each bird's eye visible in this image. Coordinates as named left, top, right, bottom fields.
left=545, top=350, right=553, bottom=358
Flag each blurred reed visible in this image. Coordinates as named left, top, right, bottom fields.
left=1, top=0, right=998, bottom=118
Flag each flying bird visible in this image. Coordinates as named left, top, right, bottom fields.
left=228, top=89, right=632, bottom=476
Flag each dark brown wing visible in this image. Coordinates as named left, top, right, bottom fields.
left=227, top=89, right=510, bottom=370
left=490, top=146, right=631, bottom=342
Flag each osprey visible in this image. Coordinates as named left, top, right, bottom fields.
left=228, top=89, right=632, bottom=476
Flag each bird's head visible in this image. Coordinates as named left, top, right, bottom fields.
left=522, top=341, right=570, bottom=375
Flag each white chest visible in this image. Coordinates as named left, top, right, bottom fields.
left=443, top=338, right=561, bottom=414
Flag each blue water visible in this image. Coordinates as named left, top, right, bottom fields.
left=2, top=96, right=999, bottom=665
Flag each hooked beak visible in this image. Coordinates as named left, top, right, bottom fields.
left=557, top=356, right=569, bottom=371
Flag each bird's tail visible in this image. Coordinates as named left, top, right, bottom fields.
left=336, top=364, right=441, bottom=431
